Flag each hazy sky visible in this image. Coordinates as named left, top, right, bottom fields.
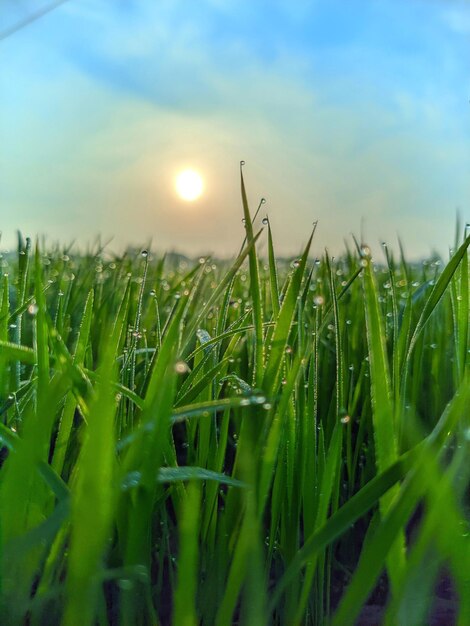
left=1, top=0, right=469, bottom=258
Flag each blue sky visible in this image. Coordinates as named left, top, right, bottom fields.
left=1, top=0, right=469, bottom=258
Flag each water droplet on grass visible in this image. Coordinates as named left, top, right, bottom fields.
left=262, top=217, right=269, bottom=225
left=174, top=361, right=189, bottom=374
left=141, top=250, right=148, bottom=258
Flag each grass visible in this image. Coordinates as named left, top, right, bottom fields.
left=0, top=174, right=469, bottom=626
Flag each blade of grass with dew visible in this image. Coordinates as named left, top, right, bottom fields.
left=292, top=422, right=343, bottom=624
left=0, top=273, right=10, bottom=398
left=455, top=237, right=469, bottom=381
left=34, top=243, right=50, bottom=403
left=51, top=289, right=94, bottom=475
left=181, top=230, right=263, bottom=353
left=158, top=466, right=246, bottom=488
left=405, top=234, right=470, bottom=372
left=0, top=341, right=36, bottom=365
left=62, top=279, right=131, bottom=625
left=0, top=373, right=72, bottom=622
left=172, top=481, right=202, bottom=626
left=362, top=248, right=406, bottom=590
left=267, top=219, right=280, bottom=318
left=62, top=330, right=118, bottom=626
left=240, top=164, right=264, bottom=387
left=175, top=356, right=231, bottom=407
left=117, top=292, right=190, bottom=625
left=262, top=230, right=314, bottom=397
left=215, top=457, right=267, bottom=626
left=12, top=235, right=31, bottom=390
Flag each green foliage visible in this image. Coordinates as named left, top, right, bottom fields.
left=0, top=182, right=469, bottom=625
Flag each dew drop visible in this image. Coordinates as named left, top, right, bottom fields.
left=141, top=249, right=148, bottom=258
left=174, top=360, right=189, bottom=374
left=262, top=217, right=269, bottom=225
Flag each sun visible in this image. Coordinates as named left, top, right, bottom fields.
left=175, top=169, right=204, bottom=202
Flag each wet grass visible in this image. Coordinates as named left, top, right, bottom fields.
left=0, top=170, right=469, bottom=625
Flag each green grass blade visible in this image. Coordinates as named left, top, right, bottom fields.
left=362, top=250, right=405, bottom=589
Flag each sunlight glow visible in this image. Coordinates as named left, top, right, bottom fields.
left=175, top=169, right=204, bottom=201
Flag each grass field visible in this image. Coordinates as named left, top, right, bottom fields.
left=0, top=172, right=469, bottom=625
